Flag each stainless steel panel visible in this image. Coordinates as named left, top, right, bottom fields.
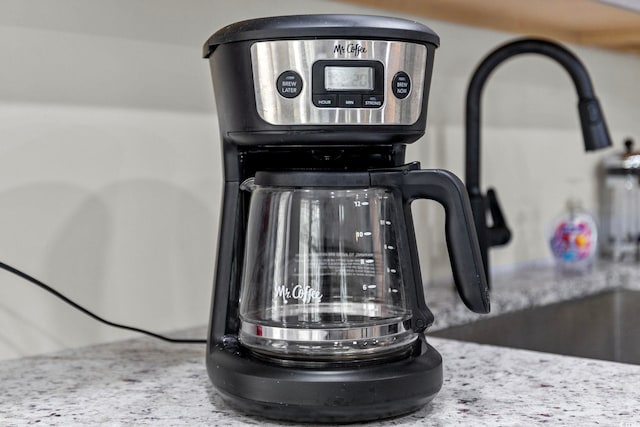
left=250, top=39, right=428, bottom=125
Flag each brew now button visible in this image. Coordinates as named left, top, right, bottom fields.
left=276, top=71, right=303, bottom=99
left=392, top=71, right=411, bottom=99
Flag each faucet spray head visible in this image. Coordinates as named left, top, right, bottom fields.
left=578, top=97, right=612, bottom=151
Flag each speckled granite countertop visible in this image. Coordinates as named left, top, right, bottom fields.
left=2, top=261, right=640, bottom=425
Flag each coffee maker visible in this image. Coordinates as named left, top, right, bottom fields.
left=203, top=15, right=489, bottom=422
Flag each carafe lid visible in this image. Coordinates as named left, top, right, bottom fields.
left=604, top=138, right=640, bottom=172
left=203, top=14, right=440, bottom=58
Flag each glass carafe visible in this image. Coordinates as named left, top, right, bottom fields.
left=238, top=167, right=489, bottom=363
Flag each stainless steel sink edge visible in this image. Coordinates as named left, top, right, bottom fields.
left=428, top=288, right=640, bottom=365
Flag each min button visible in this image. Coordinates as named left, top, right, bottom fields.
left=338, top=94, right=362, bottom=108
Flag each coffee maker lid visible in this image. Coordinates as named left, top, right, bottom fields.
left=203, top=14, right=440, bottom=58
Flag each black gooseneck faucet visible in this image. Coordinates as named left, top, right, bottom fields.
left=465, top=38, right=612, bottom=285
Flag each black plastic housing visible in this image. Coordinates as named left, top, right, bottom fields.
left=209, top=336, right=442, bottom=423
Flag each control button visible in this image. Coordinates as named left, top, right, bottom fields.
left=363, top=95, right=384, bottom=108
left=338, top=94, right=362, bottom=108
left=313, top=94, right=337, bottom=107
left=276, top=71, right=303, bottom=98
left=392, top=72, right=411, bottom=99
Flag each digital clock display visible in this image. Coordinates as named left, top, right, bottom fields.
left=324, top=66, right=374, bottom=91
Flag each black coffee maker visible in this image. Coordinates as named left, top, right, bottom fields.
left=203, top=14, right=489, bottom=422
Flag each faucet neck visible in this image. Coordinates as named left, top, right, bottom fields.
left=465, top=38, right=598, bottom=196
left=464, top=38, right=611, bottom=287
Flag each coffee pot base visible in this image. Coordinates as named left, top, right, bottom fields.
left=207, top=335, right=443, bottom=423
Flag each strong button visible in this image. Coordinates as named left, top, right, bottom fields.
left=392, top=71, right=411, bottom=99
left=363, top=95, right=384, bottom=108
left=277, top=71, right=303, bottom=99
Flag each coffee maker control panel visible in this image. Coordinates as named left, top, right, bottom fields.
left=251, top=39, right=428, bottom=126
left=310, top=60, right=385, bottom=108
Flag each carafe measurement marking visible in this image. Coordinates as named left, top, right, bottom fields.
left=355, top=231, right=373, bottom=241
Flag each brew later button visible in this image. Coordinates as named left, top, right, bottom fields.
left=277, top=71, right=302, bottom=98
left=392, top=72, right=411, bottom=99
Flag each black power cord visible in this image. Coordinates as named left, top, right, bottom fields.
left=0, top=261, right=206, bottom=344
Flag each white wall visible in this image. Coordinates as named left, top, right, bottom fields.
left=0, top=0, right=638, bottom=360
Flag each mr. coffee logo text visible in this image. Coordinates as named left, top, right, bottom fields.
left=275, top=284, right=323, bottom=304
left=334, top=43, right=367, bottom=57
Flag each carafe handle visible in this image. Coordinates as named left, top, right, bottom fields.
left=371, top=167, right=490, bottom=314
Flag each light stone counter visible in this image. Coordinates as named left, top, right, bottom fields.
left=1, top=261, right=639, bottom=425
